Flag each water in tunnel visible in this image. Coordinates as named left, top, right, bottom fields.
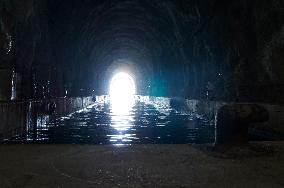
left=0, top=0, right=283, bottom=143
left=1, top=1, right=284, bottom=187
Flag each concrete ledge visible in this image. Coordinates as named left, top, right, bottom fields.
left=183, top=100, right=284, bottom=139
left=0, top=97, right=94, bottom=141
left=251, top=104, right=284, bottom=136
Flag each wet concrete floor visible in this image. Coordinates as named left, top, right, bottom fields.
left=0, top=143, right=284, bottom=188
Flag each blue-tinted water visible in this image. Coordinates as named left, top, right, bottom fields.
left=10, top=97, right=216, bottom=145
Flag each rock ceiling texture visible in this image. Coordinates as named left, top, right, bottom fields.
left=0, top=0, right=283, bottom=102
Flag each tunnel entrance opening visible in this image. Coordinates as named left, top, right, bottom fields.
left=109, top=72, right=136, bottom=97
left=109, top=72, right=136, bottom=114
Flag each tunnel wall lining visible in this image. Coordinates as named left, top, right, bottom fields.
left=250, top=104, right=284, bottom=136
left=0, top=97, right=93, bottom=142
left=184, top=100, right=284, bottom=137
left=148, top=96, right=284, bottom=137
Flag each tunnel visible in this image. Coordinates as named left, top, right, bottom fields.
left=48, top=0, right=190, bottom=97
left=0, top=0, right=284, bottom=187
left=0, top=0, right=283, bottom=102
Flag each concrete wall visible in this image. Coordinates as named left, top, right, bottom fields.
left=52, top=97, right=93, bottom=117
left=0, top=97, right=93, bottom=141
left=183, top=99, right=284, bottom=137
left=251, top=104, right=284, bottom=136
left=0, top=101, right=27, bottom=141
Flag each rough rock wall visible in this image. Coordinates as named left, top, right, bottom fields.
left=0, top=0, right=283, bottom=103
left=219, top=0, right=284, bottom=103
left=254, top=0, right=284, bottom=103
left=0, top=0, right=54, bottom=99
left=182, top=0, right=284, bottom=102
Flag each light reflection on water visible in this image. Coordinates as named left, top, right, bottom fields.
left=17, top=96, right=215, bottom=145
left=109, top=95, right=136, bottom=144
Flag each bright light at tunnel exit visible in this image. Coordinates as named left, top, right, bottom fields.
left=109, top=72, right=136, bottom=112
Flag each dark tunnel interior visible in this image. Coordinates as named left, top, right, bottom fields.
left=0, top=1, right=284, bottom=187
left=1, top=0, right=283, bottom=102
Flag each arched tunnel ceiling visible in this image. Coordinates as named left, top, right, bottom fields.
left=1, top=0, right=283, bottom=101
left=48, top=0, right=211, bottom=95
left=45, top=0, right=283, bottom=98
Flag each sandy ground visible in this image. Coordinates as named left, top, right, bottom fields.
left=0, top=142, right=283, bottom=188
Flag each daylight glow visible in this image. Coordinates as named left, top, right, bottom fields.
left=109, top=72, right=136, bottom=114
left=109, top=72, right=135, bottom=98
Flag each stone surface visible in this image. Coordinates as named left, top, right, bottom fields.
left=0, top=143, right=283, bottom=188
